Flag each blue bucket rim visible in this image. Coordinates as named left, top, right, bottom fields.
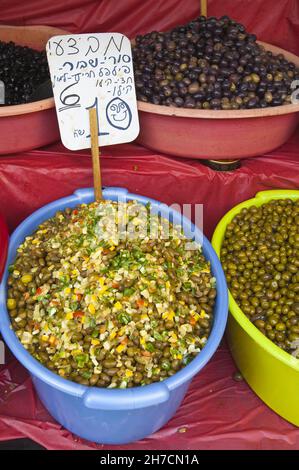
left=0, top=187, right=228, bottom=403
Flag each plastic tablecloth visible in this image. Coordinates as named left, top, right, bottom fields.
left=0, top=0, right=299, bottom=450
left=1, top=134, right=299, bottom=238
left=1, top=0, right=299, bottom=55
left=0, top=130, right=299, bottom=450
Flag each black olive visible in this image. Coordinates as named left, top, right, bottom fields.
left=0, top=40, right=50, bottom=105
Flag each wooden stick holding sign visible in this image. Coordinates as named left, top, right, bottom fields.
left=201, top=0, right=208, bottom=17
left=89, top=108, right=102, bottom=202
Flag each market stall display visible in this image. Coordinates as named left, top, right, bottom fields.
left=0, top=25, right=67, bottom=155
left=0, top=214, right=8, bottom=283
left=212, top=190, right=299, bottom=426
left=0, top=187, right=228, bottom=444
left=0, top=137, right=298, bottom=448
left=0, top=0, right=298, bottom=451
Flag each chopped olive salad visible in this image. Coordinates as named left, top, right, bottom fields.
left=7, top=201, right=216, bottom=388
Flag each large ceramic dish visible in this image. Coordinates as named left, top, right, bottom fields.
left=212, top=189, right=299, bottom=426
left=137, top=42, right=299, bottom=160
left=0, top=25, right=67, bottom=155
left=0, top=187, right=228, bottom=444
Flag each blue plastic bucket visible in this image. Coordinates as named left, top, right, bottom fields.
left=0, top=187, right=228, bottom=444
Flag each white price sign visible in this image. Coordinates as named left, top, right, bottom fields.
left=46, top=33, right=139, bottom=150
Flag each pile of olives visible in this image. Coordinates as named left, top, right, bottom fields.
left=133, top=15, right=299, bottom=110
left=221, top=199, right=299, bottom=355
left=0, top=41, right=50, bottom=105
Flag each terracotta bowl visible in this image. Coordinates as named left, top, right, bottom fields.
left=0, top=25, right=68, bottom=155
left=136, top=42, right=299, bottom=160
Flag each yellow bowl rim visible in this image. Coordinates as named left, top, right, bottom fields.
left=211, top=189, right=299, bottom=371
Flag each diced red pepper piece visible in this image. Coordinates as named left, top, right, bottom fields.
left=73, top=311, right=84, bottom=318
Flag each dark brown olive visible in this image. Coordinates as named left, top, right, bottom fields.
left=221, top=199, right=299, bottom=357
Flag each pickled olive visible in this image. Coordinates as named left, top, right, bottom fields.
left=0, top=40, right=50, bottom=105
left=9, top=200, right=215, bottom=388
left=221, top=199, right=299, bottom=356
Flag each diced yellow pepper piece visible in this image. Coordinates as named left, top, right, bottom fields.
left=169, top=332, right=178, bottom=343
left=114, top=301, right=122, bottom=311
left=125, top=369, right=133, bottom=378
left=109, top=331, right=117, bottom=339
left=72, top=349, right=82, bottom=356
left=190, top=310, right=200, bottom=321
left=64, top=287, right=71, bottom=295
left=91, top=338, right=100, bottom=345
left=162, top=309, right=175, bottom=321
left=99, top=286, right=108, bottom=295
left=199, top=309, right=207, bottom=318
left=116, top=344, right=125, bottom=353
left=41, top=335, right=49, bottom=342
left=49, top=335, right=57, bottom=346
left=65, top=312, right=73, bottom=320
left=165, top=281, right=171, bottom=289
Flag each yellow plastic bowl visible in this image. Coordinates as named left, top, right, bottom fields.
left=212, top=189, right=299, bottom=426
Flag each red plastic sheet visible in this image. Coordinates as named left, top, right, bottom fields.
left=0, top=133, right=299, bottom=450
left=0, top=0, right=299, bottom=450
left=0, top=133, right=299, bottom=239
left=1, top=342, right=299, bottom=451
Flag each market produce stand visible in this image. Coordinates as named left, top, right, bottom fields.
left=0, top=0, right=299, bottom=450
